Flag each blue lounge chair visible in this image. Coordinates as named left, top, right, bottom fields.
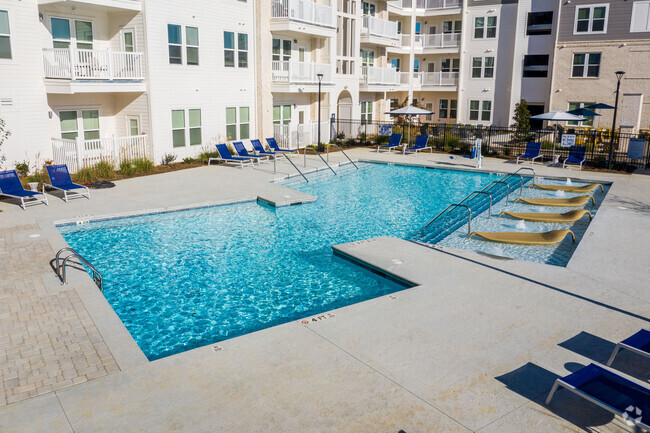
left=45, top=164, right=90, bottom=202
left=545, top=363, right=650, bottom=430
left=563, top=146, right=586, bottom=170
left=405, top=135, right=432, bottom=154
left=250, top=139, right=276, bottom=158
left=0, top=169, right=48, bottom=210
left=232, top=141, right=269, bottom=165
left=266, top=138, right=298, bottom=156
left=208, top=144, right=255, bottom=168
left=607, top=329, right=650, bottom=366
left=377, top=133, right=402, bottom=153
left=516, top=142, right=542, bottom=165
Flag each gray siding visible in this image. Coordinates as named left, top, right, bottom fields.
left=558, top=0, right=650, bottom=42
left=467, top=0, right=517, bottom=6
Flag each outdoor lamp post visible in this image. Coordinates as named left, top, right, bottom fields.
left=317, top=73, right=324, bottom=152
left=608, top=70, right=625, bottom=169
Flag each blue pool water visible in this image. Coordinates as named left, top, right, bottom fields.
left=59, top=163, right=500, bottom=360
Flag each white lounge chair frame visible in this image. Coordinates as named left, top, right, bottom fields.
left=0, top=186, right=49, bottom=210
left=563, top=158, right=585, bottom=170
left=607, top=338, right=650, bottom=366
left=208, top=156, right=255, bottom=168
left=516, top=153, right=543, bottom=165
left=44, top=183, right=90, bottom=202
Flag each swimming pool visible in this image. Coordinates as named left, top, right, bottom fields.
left=58, top=163, right=603, bottom=360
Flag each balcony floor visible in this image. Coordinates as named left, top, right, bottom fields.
left=44, top=79, right=146, bottom=94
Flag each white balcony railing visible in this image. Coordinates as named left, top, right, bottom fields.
left=272, top=61, right=331, bottom=84
left=271, top=0, right=335, bottom=28
left=420, top=33, right=461, bottom=48
left=361, top=66, right=400, bottom=85
left=391, top=0, right=461, bottom=9
left=398, top=71, right=458, bottom=86
left=362, top=15, right=399, bottom=40
left=52, top=135, right=151, bottom=173
left=43, top=48, right=144, bottom=80
left=273, top=121, right=330, bottom=149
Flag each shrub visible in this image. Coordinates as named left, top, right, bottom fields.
left=27, top=169, right=46, bottom=189
left=197, top=150, right=220, bottom=164
left=183, top=157, right=195, bottom=164
left=376, top=135, right=390, bottom=145
left=161, top=153, right=177, bottom=165
left=73, top=161, right=116, bottom=184
left=14, top=160, right=29, bottom=177
left=119, top=158, right=154, bottom=176
left=540, top=140, right=555, bottom=150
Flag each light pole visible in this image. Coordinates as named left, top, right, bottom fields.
left=317, top=73, right=324, bottom=152
left=608, top=70, right=625, bottom=169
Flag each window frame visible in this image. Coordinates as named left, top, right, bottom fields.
left=361, top=101, right=373, bottom=125
left=186, top=26, right=199, bottom=66
left=571, top=52, right=601, bottom=78
left=239, top=107, right=250, bottom=140
left=473, top=15, right=497, bottom=39
left=0, top=9, right=12, bottom=61
left=171, top=109, right=187, bottom=148
left=567, top=102, right=596, bottom=126
left=237, top=33, right=248, bottom=68
left=168, top=24, right=183, bottom=64
left=573, top=4, right=609, bottom=35
left=58, top=108, right=101, bottom=145
left=450, top=100, right=458, bottom=119
left=468, top=100, right=491, bottom=122
left=50, top=16, right=94, bottom=50
left=439, top=99, right=449, bottom=119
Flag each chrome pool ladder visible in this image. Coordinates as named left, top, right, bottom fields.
left=54, top=247, right=103, bottom=291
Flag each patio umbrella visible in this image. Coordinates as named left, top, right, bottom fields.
left=585, top=103, right=614, bottom=128
left=529, top=110, right=586, bottom=164
left=386, top=105, right=434, bottom=153
left=567, top=107, right=600, bottom=118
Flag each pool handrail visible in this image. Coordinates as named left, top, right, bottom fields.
left=303, top=147, right=337, bottom=175
left=275, top=152, right=309, bottom=183
left=423, top=203, right=472, bottom=236
left=55, top=247, right=103, bottom=291
left=326, top=143, right=358, bottom=169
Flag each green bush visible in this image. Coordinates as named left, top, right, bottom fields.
left=14, top=160, right=29, bottom=177
left=161, top=153, right=177, bottom=165
left=197, top=150, right=220, bottom=164
left=375, top=135, right=390, bottom=145
left=183, top=157, right=195, bottom=164
left=540, top=140, right=555, bottom=150
left=119, top=158, right=154, bottom=176
left=26, top=170, right=46, bottom=189
left=73, top=161, right=116, bottom=184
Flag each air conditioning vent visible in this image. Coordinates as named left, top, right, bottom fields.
left=0, top=98, right=13, bottom=107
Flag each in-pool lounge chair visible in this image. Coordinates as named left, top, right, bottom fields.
left=0, top=169, right=49, bottom=210
left=45, top=164, right=90, bottom=202
left=208, top=144, right=255, bottom=168
left=607, top=329, right=650, bottom=366
left=266, top=138, right=299, bottom=156
left=545, top=363, right=650, bottom=431
left=377, top=133, right=403, bottom=152
left=232, top=141, right=269, bottom=165
left=250, top=139, right=276, bottom=158
left=563, top=146, right=586, bottom=170
left=516, top=142, right=543, bottom=165
left=405, top=135, right=432, bottom=154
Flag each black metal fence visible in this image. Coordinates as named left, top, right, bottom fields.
left=332, top=119, right=650, bottom=170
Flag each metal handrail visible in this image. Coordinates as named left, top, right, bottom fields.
left=303, top=146, right=337, bottom=175
left=503, top=167, right=536, bottom=195
left=55, top=248, right=103, bottom=291
left=483, top=180, right=510, bottom=206
left=423, top=204, right=472, bottom=235
left=467, top=191, right=493, bottom=218
left=326, top=143, right=358, bottom=169
left=275, top=152, right=309, bottom=182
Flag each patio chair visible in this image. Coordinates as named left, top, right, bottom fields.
left=516, top=142, right=542, bottom=165
left=545, top=363, right=650, bottom=431
left=377, top=133, right=402, bottom=152
left=0, top=170, right=48, bottom=210
left=250, top=139, right=276, bottom=158
left=208, top=144, right=255, bottom=168
left=405, top=135, right=432, bottom=154
left=607, top=329, right=650, bottom=366
left=266, top=138, right=299, bottom=156
left=45, top=164, right=90, bottom=202
left=232, top=141, right=269, bottom=165
left=563, top=146, right=586, bottom=170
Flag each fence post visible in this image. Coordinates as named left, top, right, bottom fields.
left=69, top=48, right=76, bottom=79
left=75, top=137, right=84, bottom=171
left=112, top=139, right=119, bottom=170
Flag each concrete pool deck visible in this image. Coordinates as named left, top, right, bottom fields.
left=0, top=149, right=648, bottom=432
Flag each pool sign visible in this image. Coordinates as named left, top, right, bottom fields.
left=561, top=134, right=576, bottom=148
left=378, top=125, right=393, bottom=136
left=627, top=138, right=646, bottom=160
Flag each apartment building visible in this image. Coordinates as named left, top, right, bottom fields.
left=550, top=0, right=650, bottom=132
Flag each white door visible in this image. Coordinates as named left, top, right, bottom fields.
left=122, top=29, right=135, bottom=52
left=126, top=116, right=140, bottom=136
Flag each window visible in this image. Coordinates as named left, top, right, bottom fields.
left=390, top=99, right=399, bottom=110
left=172, top=110, right=186, bottom=147
left=127, top=116, right=140, bottom=136
left=224, top=31, right=234, bottom=67
left=527, top=11, right=553, bottom=35
left=60, top=111, right=79, bottom=140
left=630, top=1, right=650, bottom=32
left=413, top=58, right=419, bottom=73
left=450, top=100, right=457, bottom=119
left=425, top=103, right=433, bottom=121
left=59, top=110, right=100, bottom=141
left=471, top=57, right=494, bottom=78
left=361, top=101, right=373, bottom=124
left=441, top=58, right=459, bottom=73
left=82, top=110, right=100, bottom=140
left=443, top=20, right=461, bottom=33
left=439, top=99, right=448, bottom=118
left=238, top=33, right=248, bottom=68
left=469, top=100, right=491, bottom=122
left=272, top=38, right=291, bottom=61
left=0, top=10, right=11, bottom=59
left=572, top=53, right=600, bottom=77
left=396, top=21, right=402, bottom=34
left=361, top=49, right=374, bottom=67
left=123, top=30, right=135, bottom=52
left=391, top=58, right=400, bottom=72
left=168, top=24, right=182, bottom=64
left=239, top=107, right=249, bottom=139
left=523, top=54, right=549, bottom=77
left=574, top=5, right=608, bottom=34
left=474, top=16, right=497, bottom=39
left=567, top=102, right=595, bottom=126
left=51, top=18, right=93, bottom=49
left=362, top=1, right=376, bottom=16
left=415, top=22, right=421, bottom=34
left=226, top=107, right=237, bottom=140
left=189, top=109, right=202, bottom=145
left=273, top=105, right=291, bottom=125
left=186, top=26, right=199, bottom=65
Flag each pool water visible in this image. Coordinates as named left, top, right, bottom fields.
left=59, top=163, right=501, bottom=360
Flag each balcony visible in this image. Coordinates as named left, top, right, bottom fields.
left=389, top=0, right=461, bottom=15
left=271, top=0, right=336, bottom=38
left=43, top=48, right=145, bottom=93
left=273, top=122, right=330, bottom=150
left=272, top=61, right=332, bottom=91
left=395, top=33, right=460, bottom=53
left=51, top=135, right=151, bottom=173
left=360, top=66, right=400, bottom=88
left=37, top=0, right=141, bottom=12
left=361, top=15, right=400, bottom=47
left=398, top=71, right=458, bottom=89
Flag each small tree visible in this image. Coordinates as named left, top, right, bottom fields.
left=511, top=99, right=533, bottom=144
left=0, top=116, right=10, bottom=167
